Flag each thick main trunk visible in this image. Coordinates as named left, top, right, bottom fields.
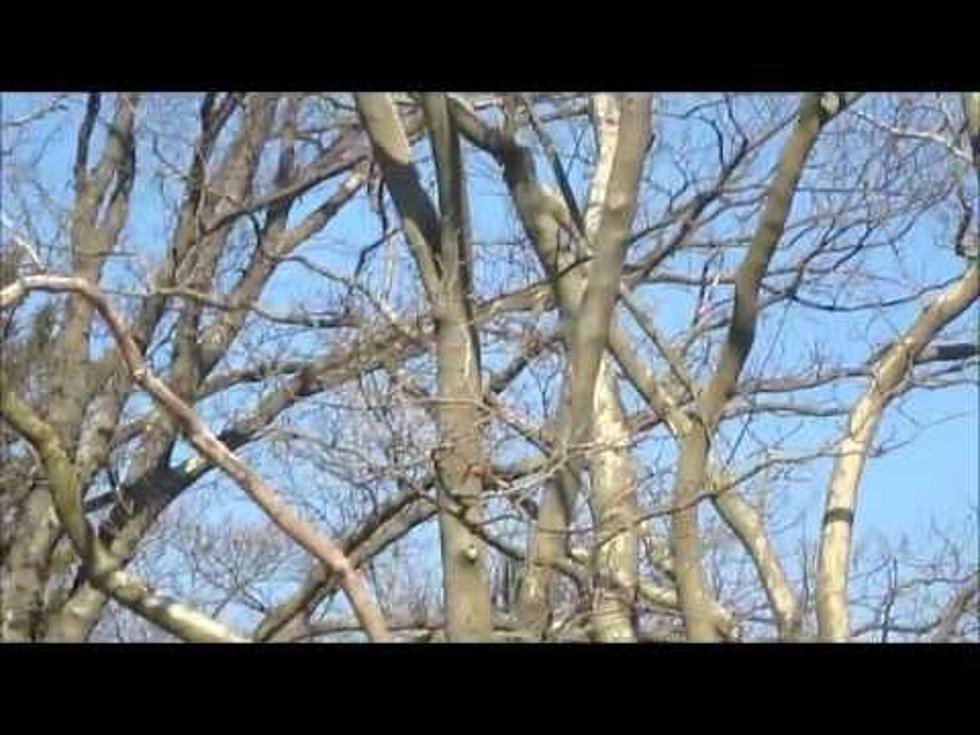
left=427, top=91, right=493, bottom=642
left=357, top=93, right=492, bottom=640
left=434, top=316, right=493, bottom=641
left=0, top=489, right=56, bottom=640
left=586, top=361, right=638, bottom=641
left=669, top=425, right=722, bottom=642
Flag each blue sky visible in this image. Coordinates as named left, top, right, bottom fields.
left=2, top=92, right=977, bottom=636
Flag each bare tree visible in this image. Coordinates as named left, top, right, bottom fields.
left=1, top=91, right=976, bottom=643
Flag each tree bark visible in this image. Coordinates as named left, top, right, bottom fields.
left=2, top=276, right=393, bottom=642
left=356, top=93, right=493, bottom=640
left=671, top=93, right=851, bottom=641
left=816, top=262, right=979, bottom=641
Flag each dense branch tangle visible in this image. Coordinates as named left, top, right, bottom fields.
left=1, top=92, right=977, bottom=643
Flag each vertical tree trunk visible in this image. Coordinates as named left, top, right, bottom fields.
left=357, top=93, right=493, bottom=640
left=0, top=489, right=56, bottom=640
left=586, top=361, right=639, bottom=641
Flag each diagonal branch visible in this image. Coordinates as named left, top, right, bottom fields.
left=671, top=92, right=857, bottom=642
left=816, top=261, right=979, bottom=641
left=0, top=372, right=244, bottom=643
left=1, top=275, right=392, bottom=642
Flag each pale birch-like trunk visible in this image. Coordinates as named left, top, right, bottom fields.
left=448, top=93, right=650, bottom=640
left=520, top=94, right=648, bottom=640
left=580, top=95, right=639, bottom=641
left=585, top=361, right=639, bottom=641
left=816, top=262, right=979, bottom=641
